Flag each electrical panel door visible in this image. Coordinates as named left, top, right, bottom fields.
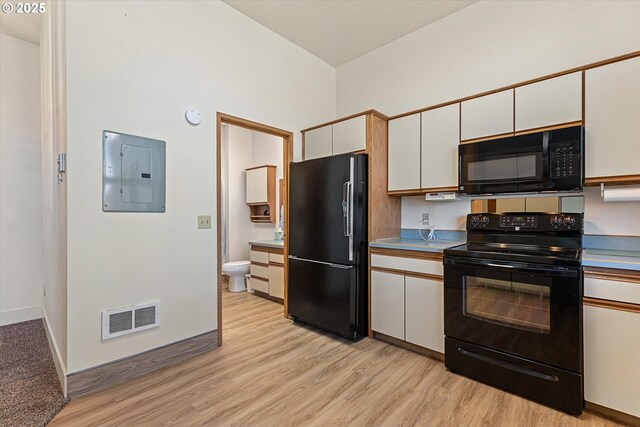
left=103, top=130, right=166, bottom=212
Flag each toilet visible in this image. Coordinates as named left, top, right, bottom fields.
left=222, top=261, right=251, bottom=292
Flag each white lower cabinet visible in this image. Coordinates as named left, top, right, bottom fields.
left=405, top=275, right=444, bottom=352
left=371, top=260, right=444, bottom=354
left=584, top=305, right=640, bottom=418
left=371, top=270, right=405, bottom=340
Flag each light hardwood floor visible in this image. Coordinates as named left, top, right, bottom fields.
left=50, top=290, right=619, bottom=426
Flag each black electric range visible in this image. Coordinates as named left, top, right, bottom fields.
left=443, top=212, right=584, bottom=415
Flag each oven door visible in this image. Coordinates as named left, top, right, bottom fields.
left=458, top=132, right=547, bottom=194
left=444, top=256, right=582, bottom=372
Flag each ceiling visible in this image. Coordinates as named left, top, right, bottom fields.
left=223, top=0, right=477, bottom=67
left=0, top=5, right=43, bottom=45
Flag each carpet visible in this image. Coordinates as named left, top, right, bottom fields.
left=0, top=319, right=67, bottom=427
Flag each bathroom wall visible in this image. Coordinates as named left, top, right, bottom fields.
left=224, top=125, right=253, bottom=263
left=251, top=131, right=284, bottom=241
left=224, top=125, right=285, bottom=263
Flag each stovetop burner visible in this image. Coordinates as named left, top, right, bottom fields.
left=445, top=242, right=582, bottom=267
left=444, top=212, right=584, bottom=267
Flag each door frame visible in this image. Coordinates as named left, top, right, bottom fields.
left=216, top=112, right=293, bottom=346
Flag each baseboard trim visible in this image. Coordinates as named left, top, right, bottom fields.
left=585, top=401, right=640, bottom=427
left=0, top=305, right=42, bottom=326
left=42, top=307, right=68, bottom=397
left=66, top=329, right=218, bottom=398
left=373, top=332, right=445, bottom=362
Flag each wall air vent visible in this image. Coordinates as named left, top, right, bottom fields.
left=102, top=301, right=160, bottom=340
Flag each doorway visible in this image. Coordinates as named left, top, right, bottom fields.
left=216, top=113, right=293, bottom=346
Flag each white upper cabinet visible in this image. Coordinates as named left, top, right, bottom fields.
left=245, top=167, right=268, bottom=204
left=461, top=89, right=514, bottom=141
left=388, top=113, right=421, bottom=191
left=421, top=104, right=460, bottom=190
left=304, top=126, right=332, bottom=160
left=515, top=72, right=582, bottom=131
left=585, top=57, right=640, bottom=178
left=333, top=115, right=366, bottom=155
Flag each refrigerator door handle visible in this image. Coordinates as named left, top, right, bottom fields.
left=347, top=157, right=354, bottom=261
left=288, top=255, right=354, bottom=270
left=342, top=182, right=350, bottom=237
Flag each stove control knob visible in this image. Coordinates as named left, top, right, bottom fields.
left=563, top=216, right=576, bottom=226
left=471, top=216, right=480, bottom=226
left=481, top=216, right=490, bottom=225
left=551, top=215, right=563, bottom=226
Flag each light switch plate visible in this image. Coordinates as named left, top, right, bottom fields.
left=198, top=215, right=212, bottom=229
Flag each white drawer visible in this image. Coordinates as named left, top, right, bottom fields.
left=585, top=277, right=640, bottom=305
left=371, top=254, right=443, bottom=276
left=250, top=250, right=269, bottom=264
left=250, top=264, right=269, bottom=280
left=269, top=253, right=284, bottom=264
left=251, top=277, right=269, bottom=293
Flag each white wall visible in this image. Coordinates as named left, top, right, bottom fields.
left=337, top=0, right=640, bottom=117
left=224, top=125, right=253, bottom=263
left=251, top=131, right=284, bottom=241
left=401, top=197, right=469, bottom=231
left=0, top=34, right=43, bottom=325
left=584, top=188, right=640, bottom=236
left=40, top=0, right=68, bottom=379
left=64, top=0, right=335, bottom=373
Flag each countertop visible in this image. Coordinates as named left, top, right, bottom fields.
left=369, top=238, right=464, bottom=253
left=582, top=248, right=640, bottom=272
left=249, top=240, right=284, bottom=249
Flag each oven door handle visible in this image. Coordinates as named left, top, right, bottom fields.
left=457, top=347, right=559, bottom=382
left=444, top=257, right=579, bottom=277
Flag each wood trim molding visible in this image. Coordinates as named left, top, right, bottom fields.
left=373, top=332, right=445, bottom=362
left=461, top=131, right=515, bottom=145
left=584, top=267, right=640, bottom=283
left=421, top=186, right=459, bottom=193
left=301, top=109, right=389, bottom=133
left=249, top=245, right=284, bottom=254
left=245, top=164, right=276, bottom=171
left=404, top=270, right=444, bottom=281
left=389, top=50, right=640, bottom=121
left=585, top=174, right=640, bottom=186
left=513, top=120, right=583, bottom=136
left=250, top=261, right=269, bottom=267
left=388, top=188, right=422, bottom=196
left=583, top=297, right=640, bottom=314
left=370, top=247, right=444, bottom=262
left=67, top=330, right=218, bottom=398
left=585, top=401, right=640, bottom=427
left=371, top=266, right=443, bottom=281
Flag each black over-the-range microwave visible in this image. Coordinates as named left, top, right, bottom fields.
left=458, top=125, right=584, bottom=195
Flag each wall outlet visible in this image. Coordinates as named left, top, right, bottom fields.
left=422, top=213, right=430, bottom=225
left=198, top=215, right=212, bottom=229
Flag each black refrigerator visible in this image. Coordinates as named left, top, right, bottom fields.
left=288, top=153, right=368, bottom=341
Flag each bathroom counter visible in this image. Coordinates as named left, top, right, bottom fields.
left=249, top=240, right=285, bottom=251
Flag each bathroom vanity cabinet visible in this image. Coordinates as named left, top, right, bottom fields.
left=249, top=242, right=285, bottom=302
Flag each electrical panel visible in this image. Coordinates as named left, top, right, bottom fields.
left=102, top=130, right=166, bottom=212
